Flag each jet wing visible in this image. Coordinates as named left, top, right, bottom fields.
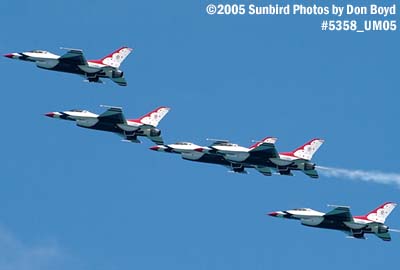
left=249, top=142, right=279, bottom=158
left=59, top=49, right=87, bottom=65
left=324, top=206, right=353, bottom=222
left=303, top=169, right=319, bottom=179
left=98, top=106, right=126, bottom=124
left=149, top=136, right=164, bottom=145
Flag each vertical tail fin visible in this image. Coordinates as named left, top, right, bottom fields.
left=288, top=138, right=324, bottom=160
left=131, top=107, right=171, bottom=127
left=96, top=47, right=133, bottom=68
left=362, top=202, right=397, bottom=223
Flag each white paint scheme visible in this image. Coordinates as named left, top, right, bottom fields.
left=285, top=208, right=325, bottom=217
left=19, top=50, right=60, bottom=60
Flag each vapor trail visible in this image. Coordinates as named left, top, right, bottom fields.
left=316, top=166, right=400, bottom=188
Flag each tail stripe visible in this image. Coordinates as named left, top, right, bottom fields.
left=365, top=202, right=397, bottom=223
left=291, top=139, right=324, bottom=160
left=91, top=47, right=132, bottom=68
left=129, top=107, right=170, bottom=127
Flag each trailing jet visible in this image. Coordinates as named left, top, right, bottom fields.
left=149, top=137, right=280, bottom=175
left=268, top=202, right=397, bottom=241
left=45, top=106, right=170, bottom=144
left=194, top=138, right=324, bottom=178
left=4, top=47, right=132, bottom=86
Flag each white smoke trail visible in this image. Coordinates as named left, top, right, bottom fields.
left=317, top=166, right=400, bottom=188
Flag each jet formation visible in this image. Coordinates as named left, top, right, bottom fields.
left=4, top=47, right=132, bottom=86
left=269, top=202, right=397, bottom=241
left=5, top=44, right=394, bottom=242
left=150, top=138, right=324, bottom=178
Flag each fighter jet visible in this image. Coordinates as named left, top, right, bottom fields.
left=4, top=47, right=132, bottom=86
left=150, top=137, right=279, bottom=175
left=194, top=138, right=324, bottom=178
left=268, top=202, right=397, bottom=241
left=45, top=106, right=170, bottom=144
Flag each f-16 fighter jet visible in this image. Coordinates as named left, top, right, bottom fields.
left=268, top=202, right=397, bottom=241
left=4, top=47, right=132, bottom=86
left=193, top=138, right=324, bottom=178
left=45, top=106, right=170, bottom=144
left=149, top=137, right=278, bottom=175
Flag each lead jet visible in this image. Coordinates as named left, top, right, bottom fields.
left=268, top=202, right=397, bottom=241
left=4, top=47, right=132, bottom=86
left=149, top=137, right=279, bottom=175
left=45, top=106, right=170, bottom=144
left=194, top=138, right=324, bottom=178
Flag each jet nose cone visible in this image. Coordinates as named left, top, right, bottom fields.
left=4, top=53, right=14, bottom=59
left=44, top=112, right=55, bottom=118
left=268, top=212, right=278, bottom=217
left=149, top=146, right=160, bottom=151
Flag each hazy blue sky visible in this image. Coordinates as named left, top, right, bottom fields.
left=1, top=0, right=399, bottom=269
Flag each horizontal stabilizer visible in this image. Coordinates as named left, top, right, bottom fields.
left=149, top=135, right=164, bottom=145
left=303, top=169, right=319, bottom=179
left=111, top=76, right=127, bottom=86
left=376, top=232, right=391, bottom=241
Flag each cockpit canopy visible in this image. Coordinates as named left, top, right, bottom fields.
left=68, top=109, right=88, bottom=113
left=213, top=142, right=238, bottom=147
left=292, top=208, right=311, bottom=211
left=29, top=50, right=50, bottom=54
left=175, top=142, right=193, bottom=145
